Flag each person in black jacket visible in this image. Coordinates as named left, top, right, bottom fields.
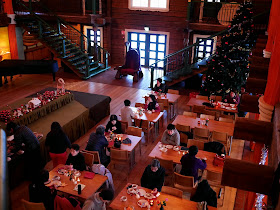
left=153, top=78, right=168, bottom=94
left=45, top=122, right=71, bottom=168
left=105, top=115, right=122, bottom=134
left=66, top=144, right=86, bottom=171
left=141, top=159, right=165, bottom=192
left=86, top=125, right=110, bottom=167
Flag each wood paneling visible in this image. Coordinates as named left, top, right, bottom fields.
left=24, top=46, right=52, bottom=61
left=41, top=0, right=83, bottom=14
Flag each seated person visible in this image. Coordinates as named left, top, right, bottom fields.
left=29, top=169, right=57, bottom=210
left=191, top=180, right=217, bottom=207
left=141, top=159, right=165, bottom=192
left=86, top=125, right=110, bottom=167
left=105, top=114, right=122, bottom=134
left=144, top=94, right=160, bottom=112
left=238, top=86, right=249, bottom=117
left=82, top=188, right=114, bottom=210
left=153, top=78, right=168, bottom=94
left=224, top=91, right=240, bottom=104
left=180, top=146, right=207, bottom=182
left=120, top=99, right=134, bottom=126
left=66, top=144, right=86, bottom=171
left=161, top=124, right=180, bottom=146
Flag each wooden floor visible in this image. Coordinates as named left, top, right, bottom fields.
left=1, top=71, right=243, bottom=210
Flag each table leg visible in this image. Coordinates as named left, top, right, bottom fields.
left=229, top=136, right=233, bottom=156
left=130, top=149, right=136, bottom=169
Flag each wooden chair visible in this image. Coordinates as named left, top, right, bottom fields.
left=210, top=95, right=222, bottom=102
left=127, top=126, right=142, bottom=137
left=174, top=172, right=197, bottom=196
left=135, top=119, right=154, bottom=144
left=82, top=150, right=101, bottom=164
left=110, top=148, right=130, bottom=176
left=196, top=95, right=208, bottom=100
left=187, top=139, right=205, bottom=150
left=179, top=132, right=188, bottom=146
left=80, top=151, right=94, bottom=169
left=193, top=105, right=206, bottom=114
left=161, top=186, right=183, bottom=198
left=211, top=131, right=230, bottom=154
left=193, top=127, right=210, bottom=142
left=21, top=199, right=46, bottom=210
left=135, top=102, right=145, bottom=108
left=156, top=156, right=175, bottom=177
left=206, top=170, right=224, bottom=205
left=158, top=102, right=164, bottom=112
left=157, top=98, right=170, bottom=119
left=176, top=124, right=190, bottom=146
left=120, top=120, right=128, bottom=134
left=219, top=117, right=234, bottom=123
left=168, top=89, right=179, bottom=95
left=183, top=111, right=197, bottom=117
left=200, top=114, right=215, bottom=120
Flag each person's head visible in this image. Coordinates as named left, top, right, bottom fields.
left=110, top=115, right=118, bottom=125
left=70, top=144, right=80, bottom=157
left=6, top=122, right=18, bottom=135
left=150, top=159, right=160, bottom=172
left=167, top=124, right=175, bottom=136
left=148, top=94, right=157, bottom=104
left=96, top=125, right=105, bottom=135
left=124, top=99, right=131, bottom=107
left=241, top=86, right=246, bottom=94
left=99, top=188, right=114, bottom=203
left=189, top=145, right=198, bottom=156
left=34, top=169, right=49, bottom=184
left=230, top=91, right=236, bottom=98
left=156, top=78, right=162, bottom=87
left=51, top=121, right=62, bottom=132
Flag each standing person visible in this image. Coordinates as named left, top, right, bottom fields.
left=66, top=144, right=86, bottom=171
left=120, top=99, right=134, bottom=126
left=6, top=122, right=43, bottom=180
left=105, top=115, right=122, bottom=134
left=144, top=95, right=160, bottom=112
left=86, top=125, right=110, bottom=167
left=141, top=159, right=165, bottom=192
left=153, top=78, right=168, bottom=94
left=180, top=146, right=207, bottom=182
left=82, top=188, right=114, bottom=210
left=161, top=124, right=180, bottom=146
left=238, top=86, right=249, bottom=117
left=45, top=122, right=71, bottom=168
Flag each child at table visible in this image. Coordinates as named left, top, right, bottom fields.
left=66, top=144, right=86, bottom=171
left=144, top=95, right=160, bottom=112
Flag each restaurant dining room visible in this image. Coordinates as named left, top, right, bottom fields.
left=0, top=0, right=279, bottom=209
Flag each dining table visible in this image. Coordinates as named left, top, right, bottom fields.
left=107, top=134, right=142, bottom=168
left=109, top=184, right=217, bottom=210
left=149, top=142, right=224, bottom=174
left=48, top=164, right=108, bottom=201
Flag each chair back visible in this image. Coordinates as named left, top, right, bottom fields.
left=161, top=186, right=183, bottom=198
left=158, top=102, right=164, bottom=112
left=157, top=98, right=169, bottom=107
left=196, top=95, right=208, bottom=100
left=200, top=114, right=215, bottom=120
left=21, top=199, right=46, bottom=210
left=82, top=150, right=101, bottom=164
left=211, top=131, right=228, bottom=144
left=175, top=124, right=191, bottom=133
left=80, top=151, right=94, bottom=168
left=179, top=132, right=188, bottom=145
left=193, top=105, right=206, bottom=114
left=183, top=111, right=197, bottom=117
left=206, top=170, right=222, bottom=184
left=135, top=119, right=150, bottom=131
left=187, top=139, right=205, bottom=150
left=219, top=117, right=234, bottom=123
left=210, top=95, right=222, bottom=102
left=111, top=148, right=129, bottom=161
left=193, top=127, right=210, bottom=141
left=135, top=103, right=145, bottom=108
left=127, top=126, right=142, bottom=137
left=168, top=89, right=179, bottom=95
left=174, top=172, right=195, bottom=188
left=120, top=120, right=128, bottom=134
left=155, top=156, right=174, bottom=174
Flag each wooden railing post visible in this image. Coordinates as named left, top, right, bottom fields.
left=150, top=67, right=154, bottom=88
left=80, top=35, right=84, bottom=52
left=57, top=19, right=61, bottom=33
left=85, top=59, right=90, bottom=77
left=87, top=38, right=91, bottom=55
left=105, top=52, right=108, bottom=68
left=62, top=39, right=66, bottom=57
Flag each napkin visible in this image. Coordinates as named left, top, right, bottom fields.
left=84, top=172, right=95, bottom=179
left=73, top=184, right=86, bottom=191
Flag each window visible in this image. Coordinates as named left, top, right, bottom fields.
left=129, top=0, right=169, bottom=12
left=87, top=29, right=101, bottom=47
left=193, top=34, right=217, bottom=63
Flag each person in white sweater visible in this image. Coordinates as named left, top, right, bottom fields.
left=82, top=188, right=114, bottom=210
left=120, top=99, right=134, bottom=126
left=161, top=124, right=180, bottom=146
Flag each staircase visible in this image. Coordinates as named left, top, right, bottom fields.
left=14, top=0, right=110, bottom=79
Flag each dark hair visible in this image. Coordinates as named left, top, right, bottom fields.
left=99, top=188, right=114, bottom=201
left=151, top=159, right=160, bottom=168
left=110, top=115, right=118, bottom=122
left=167, top=124, right=175, bottom=130
left=33, top=169, right=49, bottom=184
left=96, top=125, right=105, bottom=135
left=147, top=95, right=157, bottom=111
left=124, top=99, right=131, bottom=106
left=157, top=78, right=162, bottom=84
left=51, top=122, right=62, bottom=132
left=149, top=95, right=157, bottom=103
left=6, top=122, right=18, bottom=132
left=189, top=145, right=198, bottom=156
left=71, top=144, right=80, bottom=151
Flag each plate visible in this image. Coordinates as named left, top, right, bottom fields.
left=52, top=180, right=61, bottom=186
left=173, top=146, right=180, bottom=151
left=166, top=145, right=173, bottom=149
left=160, top=148, right=167, bottom=153
left=120, top=196, right=127, bottom=202
left=57, top=169, right=66, bottom=175
left=144, top=193, right=155, bottom=200
left=52, top=175, right=61, bottom=181
left=131, top=184, right=138, bottom=189
left=74, top=171, right=81, bottom=177
left=137, top=199, right=149, bottom=208
left=138, top=189, right=146, bottom=196
left=127, top=188, right=136, bottom=194
left=225, top=107, right=231, bottom=110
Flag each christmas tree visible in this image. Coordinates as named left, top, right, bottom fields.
left=201, top=0, right=256, bottom=97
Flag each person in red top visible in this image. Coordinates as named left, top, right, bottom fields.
left=224, top=91, right=240, bottom=104
left=144, top=95, right=160, bottom=112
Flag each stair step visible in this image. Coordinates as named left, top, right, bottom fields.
left=54, top=43, right=75, bottom=51
left=68, top=54, right=87, bottom=62
left=45, top=36, right=66, bottom=42
left=72, top=59, right=87, bottom=66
